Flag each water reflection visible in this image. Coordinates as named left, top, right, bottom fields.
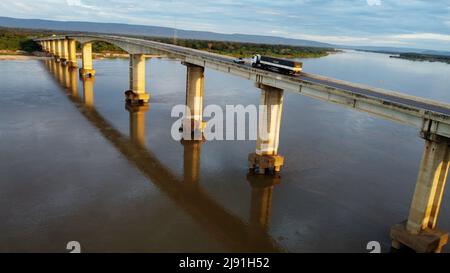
left=40, top=59, right=282, bottom=252
left=83, top=77, right=95, bottom=109
left=127, top=104, right=148, bottom=148
left=182, top=140, right=201, bottom=186
left=247, top=175, right=279, bottom=231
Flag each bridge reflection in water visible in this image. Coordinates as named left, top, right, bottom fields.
left=42, top=59, right=282, bottom=253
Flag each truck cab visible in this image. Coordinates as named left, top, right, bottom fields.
left=251, top=54, right=261, bottom=67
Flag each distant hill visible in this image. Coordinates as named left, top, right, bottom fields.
left=0, top=16, right=332, bottom=48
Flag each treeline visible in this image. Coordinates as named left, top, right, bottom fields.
left=0, top=27, right=333, bottom=58
left=90, top=41, right=125, bottom=53
left=391, top=53, right=450, bottom=64
left=143, top=37, right=332, bottom=58
left=0, top=28, right=46, bottom=52
left=84, top=37, right=333, bottom=58
left=0, top=28, right=127, bottom=54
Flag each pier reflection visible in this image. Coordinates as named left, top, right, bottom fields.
left=40, top=60, right=281, bottom=252
left=126, top=104, right=148, bottom=148
left=83, top=77, right=94, bottom=109
left=248, top=174, right=279, bottom=231
left=181, top=140, right=202, bottom=187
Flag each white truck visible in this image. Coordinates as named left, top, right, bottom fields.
left=251, top=54, right=303, bottom=75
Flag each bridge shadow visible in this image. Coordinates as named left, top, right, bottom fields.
left=41, top=59, right=283, bottom=253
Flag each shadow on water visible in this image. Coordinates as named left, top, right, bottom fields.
left=41, top=59, right=283, bottom=253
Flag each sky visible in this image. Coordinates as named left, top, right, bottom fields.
left=0, top=0, right=449, bottom=51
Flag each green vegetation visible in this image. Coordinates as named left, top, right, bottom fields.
left=0, top=28, right=45, bottom=53
left=391, top=53, right=450, bottom=64
left=89, top=37, right=333, bottom=58
left=0, top=27, right=333, bottom=59
left=91, top=41, right=126, bottom=53
left=143, top=37, right=333, bottom=58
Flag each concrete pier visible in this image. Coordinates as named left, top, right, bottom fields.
left=67, top=39, right=78, bottom=68
left=391, top=133, right=450, bottom=253
left=60, top=39, right=69, bottom=65
left=125, top=54, right=149, bottom=104
left=182, top=62, right=205, bottom=139
left=249, top=83, right=285, bottom=175
left=126, top=104, right=148, bottom=148
left=55, top=40, right=63, bottom=62
left=51, top=40, right=56, bottom=56
left=79, top=42, right=96, bottom=78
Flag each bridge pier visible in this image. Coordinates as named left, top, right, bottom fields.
left=55, top=40, right=63, bottom=63
left=67, top=39, right=78, bottom=68
left=79, top=42, right=96, bottom=78
left=181, top=62, right=205, bottom=139
left=60, top=39, right=69, bottom=65
left=126, top=104, right=148, bottom=148
left=50, top=40, right=56, bottom=56
left=125, top=54, right=149, bottom=104
left=249, top=83, right=285, bottom=175
left=391, top=133, right=450, bottom=253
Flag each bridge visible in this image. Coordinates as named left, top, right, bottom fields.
left=35, top=34, right=450, bottom=253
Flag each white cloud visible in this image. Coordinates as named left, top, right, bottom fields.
left=292, top=33, right=372, bottom=43
left=66, top=0, right=97, bottom=10
left=366, top=0, right=382, bottom=6
left=390, top=33, right=450, bottom=42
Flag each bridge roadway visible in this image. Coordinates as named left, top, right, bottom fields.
left=38, top=34, right=450, bottom=138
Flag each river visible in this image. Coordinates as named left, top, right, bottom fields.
left=0, top=50, right=449, bottom=252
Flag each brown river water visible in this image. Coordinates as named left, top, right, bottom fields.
left=1, top=50, right=449, bottom=252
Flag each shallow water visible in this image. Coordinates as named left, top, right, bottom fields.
left=1, top=50, right=449, bottom=252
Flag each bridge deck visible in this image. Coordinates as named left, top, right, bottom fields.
left=37, top=34, right=450, bottom=137
left=298, top=74, right=450, bottom=116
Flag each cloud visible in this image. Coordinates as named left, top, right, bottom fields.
left=367, top=0, right=382, bottom=6
left=66, top=0, right=97, bottom=10
left=0, top=0, right=449, bottom=51
left=389, top=33, right=450, bottom=42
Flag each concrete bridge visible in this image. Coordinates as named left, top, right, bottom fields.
left=35, top=34, right=450, bottom=253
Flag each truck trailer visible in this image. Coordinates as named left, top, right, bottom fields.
left=251, top=54, right=303, bottom=75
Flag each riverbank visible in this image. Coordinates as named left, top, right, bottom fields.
left=390, top=53, right=450, bottom=64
